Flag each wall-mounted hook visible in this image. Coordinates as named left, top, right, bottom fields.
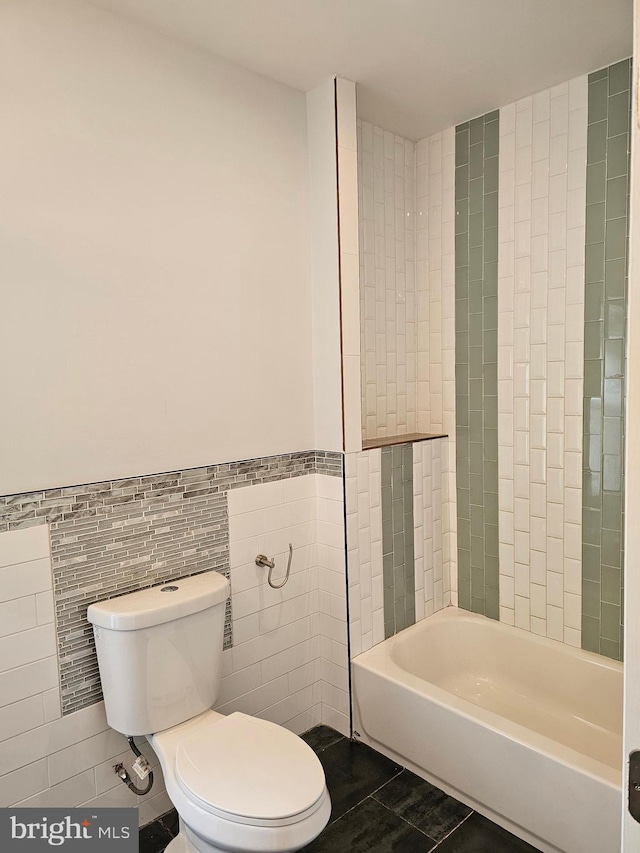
left=255, top=544, right=293, bottom=589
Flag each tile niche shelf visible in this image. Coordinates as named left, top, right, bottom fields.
left=362, top=432, right=447, bottom=450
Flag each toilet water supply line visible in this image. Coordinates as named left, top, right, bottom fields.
left=114, top=737, right=154, bottom=795
left=255, top=544, right=293, bottom=589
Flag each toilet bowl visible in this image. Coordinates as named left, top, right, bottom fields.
left=87, top=572, right=331, bottom=853
left=149, top=710, right=331, bottom=853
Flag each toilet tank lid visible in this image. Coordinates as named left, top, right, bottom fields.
left=87, top=572, right=230, bottom=631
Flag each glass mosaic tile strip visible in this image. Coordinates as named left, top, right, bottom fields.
left=381, top=444, right=415, bottom=636
left=582, top=59, right=631, bottom=661
left=455, top=111, right=500, bottom=619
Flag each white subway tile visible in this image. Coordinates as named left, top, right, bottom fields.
left=0, top=596, right=37, bottom=638
left=49, top=728, right=127, bottom=786
left=17, top=770, right=97, bottom=809
left=0, top=527, right=50, bottom=569
left=547, top=605, right=564, bottom=641
left=216, top=675, right=290, bottom=719
left=0, top=657, right=58, bottom=709
left=0, top=625, right=56, bottom=674
left=514, top=596, right=531, bottom=630
left=0, top=558, right=53, bottom=603
left=530, top=583, right=547, bottom=618
left=532, top=91, right=550, bottom=124
left=42, top=688, right=61, bottom=723
left=0, top=695, right=45, bottom=743
left=77, top=781, right=137, bottom=813
left=0, top=759, right=48, bottom=808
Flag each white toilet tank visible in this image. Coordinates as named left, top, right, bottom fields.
left=87, top=571, right=230, bottom=736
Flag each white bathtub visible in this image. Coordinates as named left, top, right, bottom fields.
left=352, top=607, right=623, bottom=853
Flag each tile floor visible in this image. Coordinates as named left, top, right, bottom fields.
left=140, top=725, right=542, bottom=853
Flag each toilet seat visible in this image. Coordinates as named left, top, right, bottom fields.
left=175, top=712, right=327, bottom=828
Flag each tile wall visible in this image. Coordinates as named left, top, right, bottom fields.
left=497, top=78, right=587, bottom=644
left=582, top=59, right=631, bottom=659
left=224, top=474, right=349, bottom=736
left=381, top=444, right=416, bottom=637
left=403, top=61, right=629, bottom=660
left=0, top=461, right=349, bottom=822
left=356, top=118, right=457, bottom=607
left=413, top=439, right=445, bottom=615
left=345, top=449, right=384, bottom=658
left=346, top=440, right=446, bottom=657
left=416, top=128, right=458, bottom=605
left=357, top=121, right=417, bottom=439
left=0, top=451, right=342, bottom=715
left=0, top=527, right=171, bottom=825
left=454, top=111, right=501, bottom=618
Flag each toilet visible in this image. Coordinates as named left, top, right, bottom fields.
left=87, top=572, right=331, bottom=853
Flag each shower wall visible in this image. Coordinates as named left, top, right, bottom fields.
left=346, top=438, right=447, bottom=657
left=415, top=129, right=458, bottom=604
left=496, top=79, right=587, bottom=643
left=452, top=62, right=630, bottom=660
left=581, top=61, right=631, bottom=660
left=350, top=120, right=457, bottom=660
left=358, top=122, right=418, bottom=438
left=355, top=59, right=629, bottom=663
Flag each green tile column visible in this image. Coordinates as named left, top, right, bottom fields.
left=381, top=444, right=415, bottom=637
left=582, top=59, right=631, bottom=661
left=455, top=111, right=500, bottom=618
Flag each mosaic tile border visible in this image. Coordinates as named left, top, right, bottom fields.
left=582, top=59, right=631, bottom=661
left=0, top=450, right=342, bottom=714
left=455, top=111, right=500, bottom=618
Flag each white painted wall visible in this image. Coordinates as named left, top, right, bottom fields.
left=0, top=0, right=316, bottom=495
left=306, top=80, right=344, bottom=453
left=337, top=79, right=363, bottom=453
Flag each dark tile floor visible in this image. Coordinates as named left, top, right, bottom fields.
left=140, top=725, right=542, bottom=853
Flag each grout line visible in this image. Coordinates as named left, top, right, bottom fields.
left=432, top=809, right=475, bottom=848
left=366, top=767, right=405, bottom=800
left=364, top=795, right=438, bottom=844
left=324, top=781, right=404, bottom=831
left=368, top=796, right=439, bottom=846
left=369, top=768, right=472, bottom=847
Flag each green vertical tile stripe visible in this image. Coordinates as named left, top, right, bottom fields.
left=583, top=59, right=631, bottom=662
left=381, top=444, right=415, bottom=638
left=455, top=111, right=500, bottom=619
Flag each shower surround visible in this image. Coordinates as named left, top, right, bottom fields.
left=355, top=59, right=630, bottom=662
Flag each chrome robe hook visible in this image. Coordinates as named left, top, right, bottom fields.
left=255, top=544, right=293, bottom=589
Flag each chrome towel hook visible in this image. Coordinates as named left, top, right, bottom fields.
left=255, top=544, right=293, bottom=589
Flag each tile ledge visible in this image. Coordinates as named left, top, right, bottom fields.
left=362, top=432, right=448, bottom=450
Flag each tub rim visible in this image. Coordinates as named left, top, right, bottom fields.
left=352, top=606, right=623, bottom=788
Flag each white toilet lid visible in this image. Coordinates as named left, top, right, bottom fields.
left=175, top=712, right=326, bottom=825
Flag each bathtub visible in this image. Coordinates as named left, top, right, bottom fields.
left=352, top=607, right=622, bottom=853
